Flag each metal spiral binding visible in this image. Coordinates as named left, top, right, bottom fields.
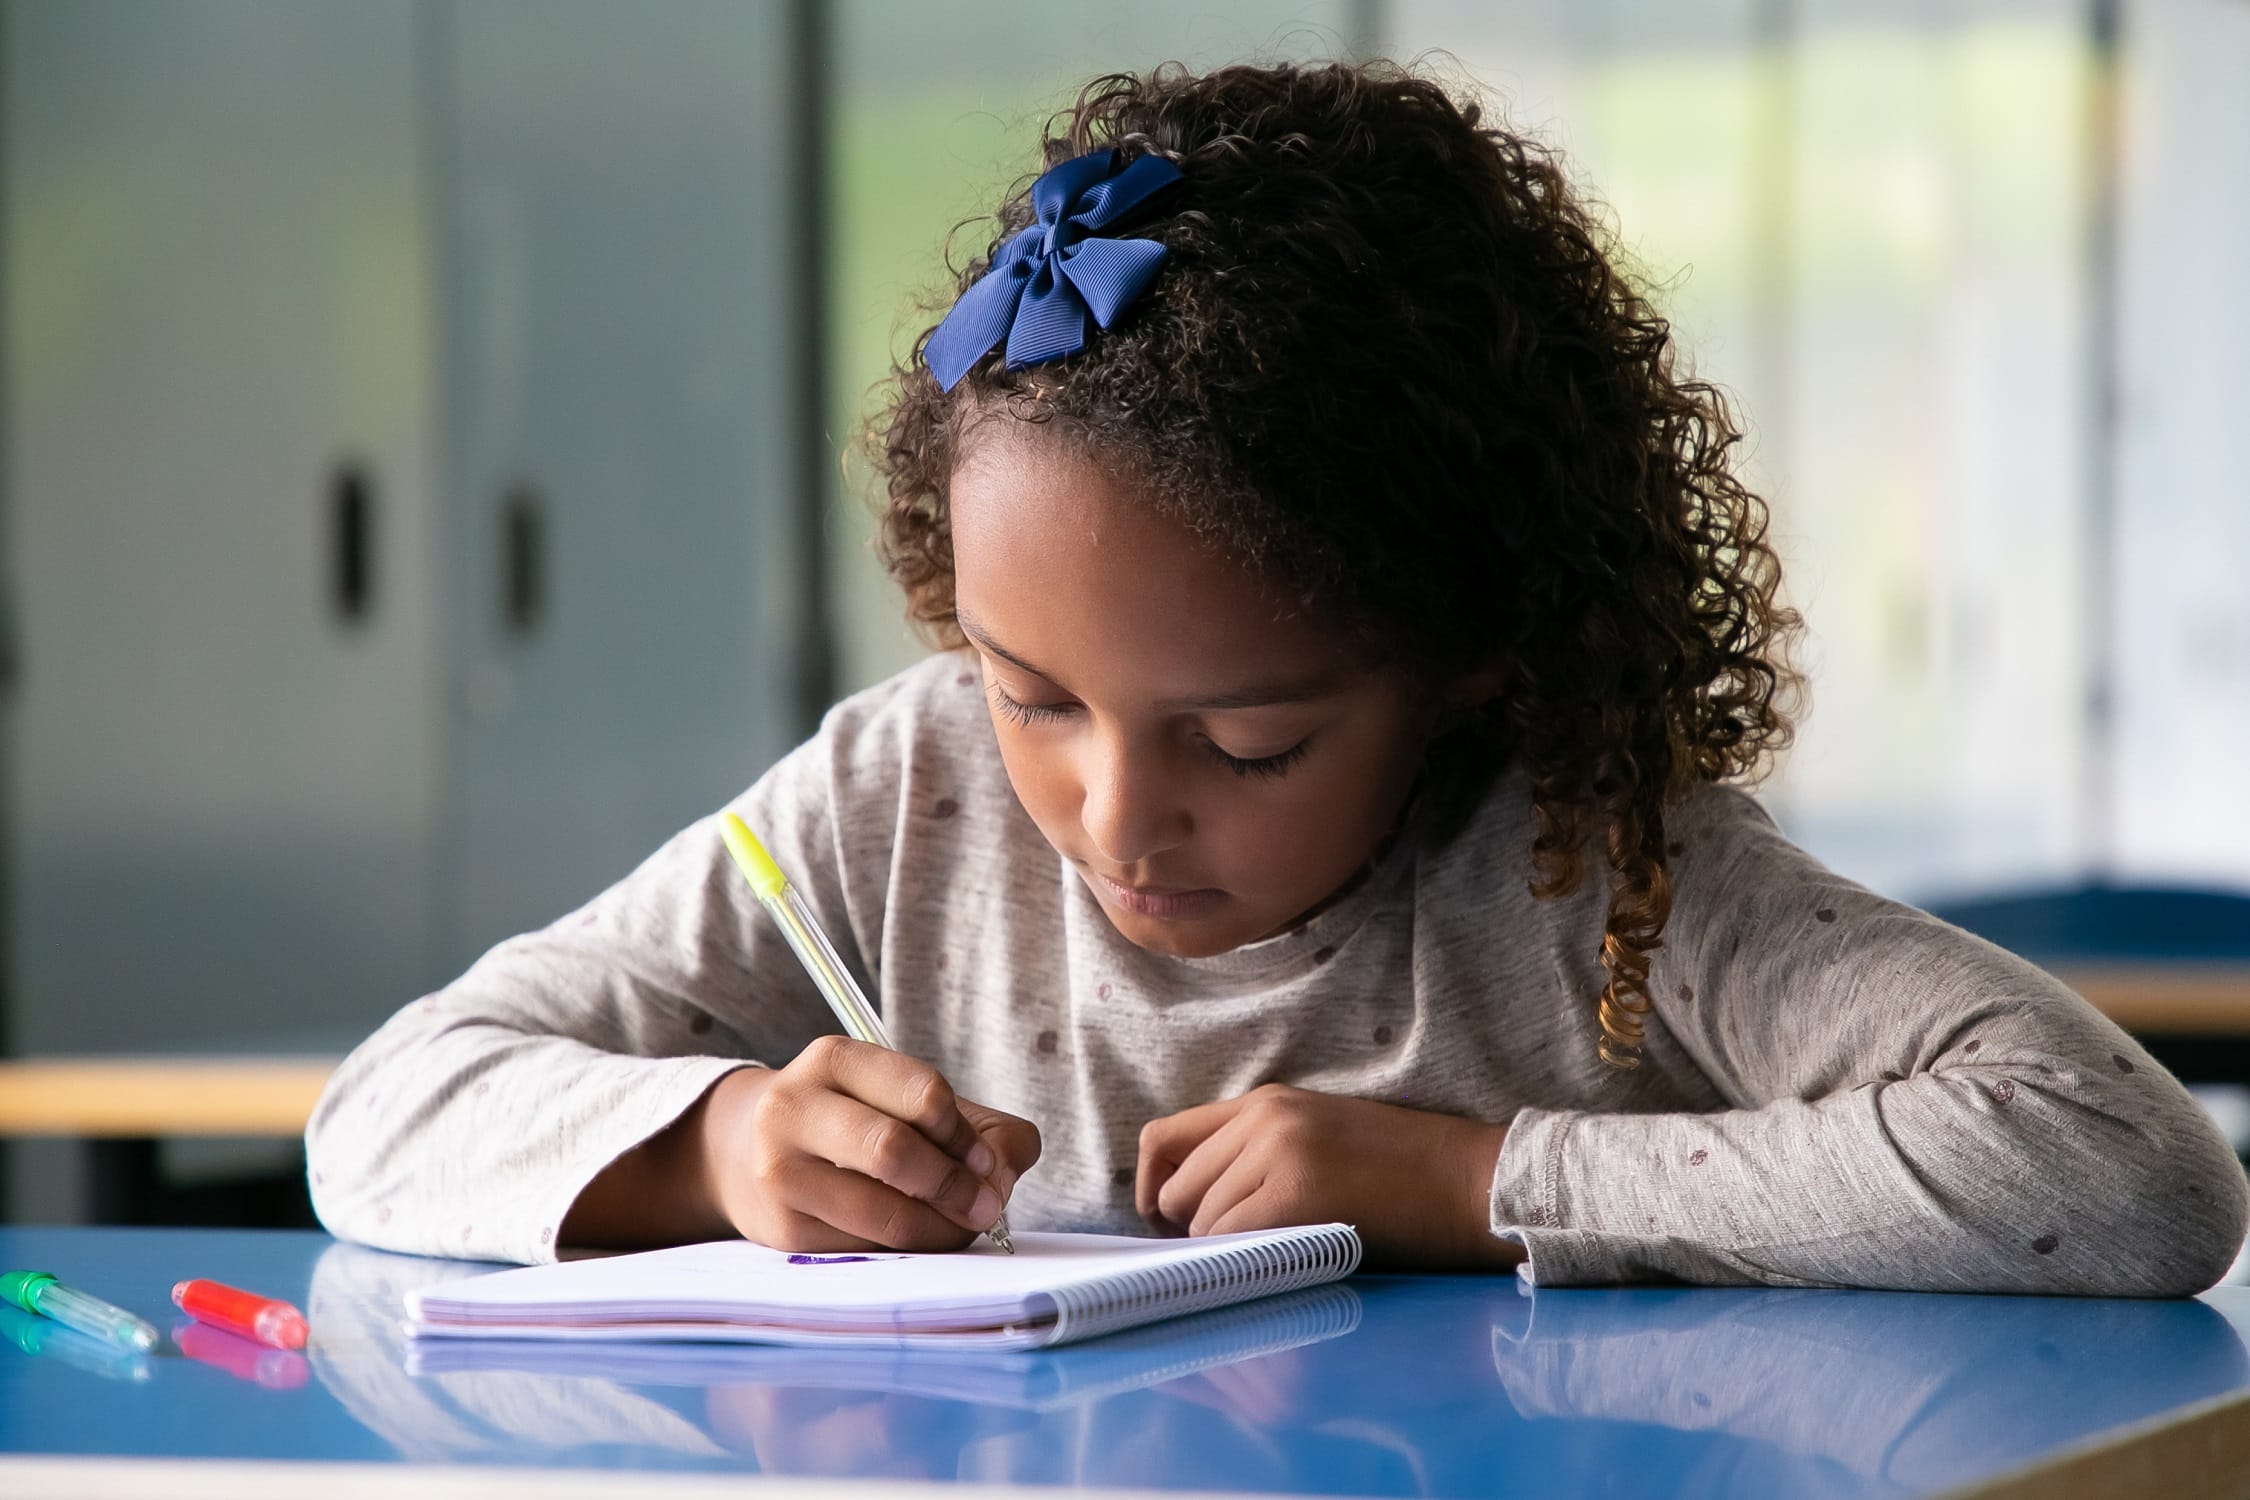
left=1041, top=1224, right=1361, bottom=1347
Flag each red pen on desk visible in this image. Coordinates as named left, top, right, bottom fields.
left=171, top=1279, right=308, bottom=1351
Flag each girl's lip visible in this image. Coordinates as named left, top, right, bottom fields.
left=1094, top=872, right=1223, bottom=920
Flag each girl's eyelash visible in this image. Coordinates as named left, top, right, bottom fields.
left=987, top=682, right=1309, bottom=780
left=1204, top=740, right=1310, bottom=780
left=987, top=683, right=1072, bottom=727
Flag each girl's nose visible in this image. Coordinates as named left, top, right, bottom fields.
left=1078, top=737, right=1190, bottom=868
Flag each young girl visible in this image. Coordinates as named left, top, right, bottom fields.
left=308, top=60, right=2246, bottom=1292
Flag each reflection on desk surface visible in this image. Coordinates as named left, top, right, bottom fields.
left=3, top=1227, right=2245, bottom=1497
left=290, top=1239, right=2250, bottom=1498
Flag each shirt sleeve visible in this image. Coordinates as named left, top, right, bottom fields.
left=305, top=689, right=905, bottom=1266
left=1487, top=785, right=2250, bottom=1295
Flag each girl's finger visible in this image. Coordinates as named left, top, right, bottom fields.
left=1153, top=1109, right=1256, bottom=1231
left=811, top=1037, right=991, bottom=1171
left=761, top=1203, right=885, bottom=1255
left=1137, top=1095, right=1249, bottom=1225
left=792, top=1087, right=1004, bottom=1233
left=772, top=1153, right=979, bottom=1252
left=1203, top=1186, right=1286, bottom=1240
left=956, top=1098, right=1041, bottom=1191
left=1188, top=1146, right=1272, bottom=1237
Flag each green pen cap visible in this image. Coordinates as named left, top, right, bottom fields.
left=0, top=1270, right=57, bottom=1315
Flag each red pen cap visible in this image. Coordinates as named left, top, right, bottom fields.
left=171, top=1278, right=308, bottom=1351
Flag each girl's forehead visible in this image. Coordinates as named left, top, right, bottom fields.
left=949, top=428, right=1187, bottom=569
left=948, top=436, right=1353, bottom=694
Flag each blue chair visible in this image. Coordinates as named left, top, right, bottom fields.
left=1921, top=883, right=2250, bottom=967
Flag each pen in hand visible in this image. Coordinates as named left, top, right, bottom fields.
left=718, top=812, right=1017, bottom=1254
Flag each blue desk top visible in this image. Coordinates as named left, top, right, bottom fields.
left=4, top=1226, right=2247, bottom=1497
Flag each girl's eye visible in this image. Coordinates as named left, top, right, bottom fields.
left=1204, top=739, right=1310, bottom=781
left=989, top=679, right=1309, bottom=780
left=987, top=682, right=1074, bottom=727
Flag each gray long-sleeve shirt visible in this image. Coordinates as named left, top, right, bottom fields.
left=306, top=653, right=2249, bottom=1292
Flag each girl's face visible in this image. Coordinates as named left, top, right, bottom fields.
left=948, top=428, right=1437, bottom=958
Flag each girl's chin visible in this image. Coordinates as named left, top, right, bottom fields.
left=1100, top=902, right=1256, bottom=960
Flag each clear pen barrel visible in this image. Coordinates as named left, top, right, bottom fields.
left=39, top=1283, right=159, bottom=1351
left=762, top=885, right=894, bottom=1050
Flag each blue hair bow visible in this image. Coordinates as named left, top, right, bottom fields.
left=925, top=149, right=1182, bottom=391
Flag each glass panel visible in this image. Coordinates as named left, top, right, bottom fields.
left=1386, top=0, right=2093, bottom=902
left=2110, top=0, right=2250, bottom=889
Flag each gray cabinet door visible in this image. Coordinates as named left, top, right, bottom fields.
left=435, top=1, right=808, bottom=969
left=2, top=1, right=440, bottom=1052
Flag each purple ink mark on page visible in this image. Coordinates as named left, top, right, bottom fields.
left=787, top=1253, right=879, bottom=1265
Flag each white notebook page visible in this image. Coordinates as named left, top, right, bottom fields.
left=408, top=1226, right=1357, bottom=1341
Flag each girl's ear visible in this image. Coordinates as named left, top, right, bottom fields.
left=1445, top=660, right=1509, bottom=712
left=1422, top=659, right=1509, bottom=741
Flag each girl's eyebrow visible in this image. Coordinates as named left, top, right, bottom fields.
left=955, top=608, right=1348, bottom=711
left=956, top=608, right=1051, bottom=679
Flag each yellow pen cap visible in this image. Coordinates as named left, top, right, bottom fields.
left=718, top=812, right=787, bottom=899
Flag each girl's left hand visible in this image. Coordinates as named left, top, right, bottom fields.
left=1135, top=1084, right=1521, bottom=1271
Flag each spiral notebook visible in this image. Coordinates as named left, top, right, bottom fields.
left=406, top=1225, right=1361, bottom=1351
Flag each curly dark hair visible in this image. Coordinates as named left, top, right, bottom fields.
left=869, top=59, right=1802, bottom=1067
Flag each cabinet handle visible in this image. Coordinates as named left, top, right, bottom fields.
left=502, top=486, right=544, bottom=637
left=329, top=462, right=375, bottom=623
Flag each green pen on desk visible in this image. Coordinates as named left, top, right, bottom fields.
left=718, top=811, right=1016, bottom=1254
left=1, top=1270, right=159, bottom=1352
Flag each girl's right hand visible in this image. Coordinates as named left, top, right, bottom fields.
left=696, top=1035, right=1039, bottom=1252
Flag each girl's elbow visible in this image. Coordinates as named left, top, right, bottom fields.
left=302, top=1075, right=405, bottom=1248
left=2157, top=1148, right=2250, bottom=1295
left=1952, top=1099, right=2250, bottom=1296
left=2082, top=1129, right=2248, bottom=1297
left=303, top=1115, right=367, bottom=1242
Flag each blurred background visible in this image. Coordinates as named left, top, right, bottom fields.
left=1, top=0, right=2245, bottom=1227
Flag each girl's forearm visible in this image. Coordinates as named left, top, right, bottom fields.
left=559, top=1066, right=765, bottom=1251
